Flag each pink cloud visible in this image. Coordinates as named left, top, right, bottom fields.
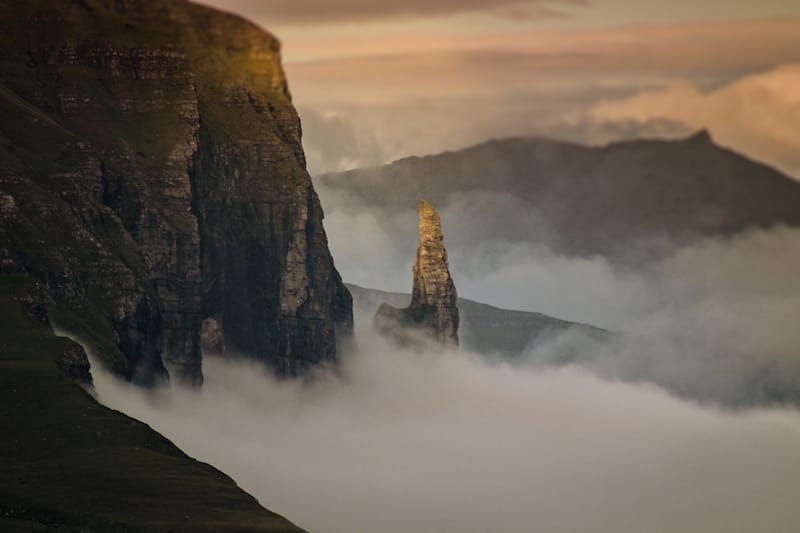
left=284, top=18, right=800, bottom=104
left=196, top=0, right=587, bottom=24
left=591, top=64, right=800, bottom=179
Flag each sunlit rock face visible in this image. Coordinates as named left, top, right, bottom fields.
left=0, top=0, right=352, bottom=385
left=375, top=200, right=459, bottom=345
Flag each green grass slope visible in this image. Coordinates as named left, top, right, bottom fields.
left=0, top=275, right=303, bottom=532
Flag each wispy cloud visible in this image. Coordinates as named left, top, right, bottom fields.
left=286, top=18, right=800, bottom=92
left=197, top=0, right=588, bottom=25
left=288, top=17, right=800, bottom=175
left=591, top=64, right=800, bottom=178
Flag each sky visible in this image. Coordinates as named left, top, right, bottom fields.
left=196, top=0, right=800, bottom=176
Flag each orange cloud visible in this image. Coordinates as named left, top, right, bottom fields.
left=285, top=17, right=800, bottom=105
left=197, top=0, right=587, bottom=24
left=284, top=17, right=800, bottom=175
left=283, top=16, right=800, bottom=62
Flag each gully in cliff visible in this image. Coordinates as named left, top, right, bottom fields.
left=374, top=200, right=460, bottom=346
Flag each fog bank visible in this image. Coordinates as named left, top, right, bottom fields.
left=92, top=326, right=800, bottom=533
left=315, top=175, right=800, bottom=406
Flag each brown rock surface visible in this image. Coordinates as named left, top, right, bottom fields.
left=0, top=0, right=352, bottom=384
left=375, top=200, right=459, bottom=345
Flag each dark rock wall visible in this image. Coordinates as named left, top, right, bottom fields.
left=0, top=0, right=352, bottom=384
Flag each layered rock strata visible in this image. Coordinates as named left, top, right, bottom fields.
left=374, top=200, right=459, bottom=345
left=0, top=0, right=352, bottom=384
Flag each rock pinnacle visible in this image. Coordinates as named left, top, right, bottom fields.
left=374, top=200, right=459, bottom=345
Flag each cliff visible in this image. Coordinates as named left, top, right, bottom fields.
left=374, top=201, right=459, bottom=345
left=0, top=0, right=352, bottom=385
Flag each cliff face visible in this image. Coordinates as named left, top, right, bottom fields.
left=0, top=0, right=352, bottom=384
left=374, top=201, right=459, bottom=345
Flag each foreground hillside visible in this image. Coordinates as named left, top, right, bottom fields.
left=0, top=277, right=302, bottom=532
left=320, top=132, right=800, bottom=260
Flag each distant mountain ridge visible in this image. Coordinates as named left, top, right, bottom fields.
left=321, top=132, right=800, bottom=259
left=348, top=283, right=607, bottom=358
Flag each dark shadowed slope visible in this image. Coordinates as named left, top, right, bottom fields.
left=320, top=132, right=800, bottom=260
left=0, top=276, right=303, bottom=532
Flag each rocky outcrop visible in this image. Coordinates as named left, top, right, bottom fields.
left=374, top=201, right=459, bottom=345
left=0, top=0, right=352, bottom=384
left=17, top=281, right=94, bottom=384
left=351, top=282, right=608, bottom=359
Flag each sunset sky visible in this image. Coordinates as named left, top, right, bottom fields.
left=197, top=0, right=800, bottom=177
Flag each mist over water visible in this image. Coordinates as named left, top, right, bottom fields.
left=92, top=323, right=800, bottom=533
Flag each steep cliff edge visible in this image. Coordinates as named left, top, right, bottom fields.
left=374, top=201, right=459, bottom=345
left=0, top=0, right=352, bottom=384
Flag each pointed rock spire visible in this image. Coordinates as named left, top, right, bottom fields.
left=374, top=200, right=459, bottom=345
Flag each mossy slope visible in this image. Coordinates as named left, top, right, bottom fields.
left=0, top=276, right=304, bottom=532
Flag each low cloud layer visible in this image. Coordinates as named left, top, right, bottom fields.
left=520, top=227, right=800, bottom=405
left=316, top=181, right=800, bottom=405
left=91, top=329, right=800, bottom=533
